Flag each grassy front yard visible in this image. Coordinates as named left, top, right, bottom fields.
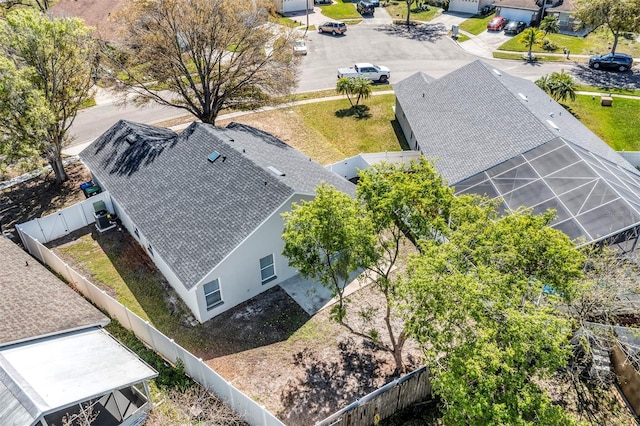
left=497, top=28, right=640, bottom=57
left=563, top=94, right=640, bottom=151
left=384, top=1, right=441, bottom=22
left=318, top=0, right=361, bottom=20
left=458, top=13, right=494, bottom=35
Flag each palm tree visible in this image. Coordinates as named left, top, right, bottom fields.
left=535, top=71, right=576, bottom=103
left=548, top=71, right=577, bottom=103
left=539, top=15, right=560, bottom=37
left=519, top=28, right=544, bottom=61
left=336, top=77, right=372, bottom=107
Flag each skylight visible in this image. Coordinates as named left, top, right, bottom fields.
left=208, top=151, right=221, bottom=162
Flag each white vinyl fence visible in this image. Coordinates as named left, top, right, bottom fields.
left=16, top=226, right=284, bottom=426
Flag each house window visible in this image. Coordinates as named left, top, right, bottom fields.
left=204, top=279, right=222, bottom=310
left=260, top=254, right=276, bottom=284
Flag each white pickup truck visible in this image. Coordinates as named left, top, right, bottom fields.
left=337, top=63, right=390, bottom=83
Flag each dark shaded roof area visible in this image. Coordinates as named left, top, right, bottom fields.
left=0, top=237, right=108, bottom=347
left=80, top=121, right=355, bottom=290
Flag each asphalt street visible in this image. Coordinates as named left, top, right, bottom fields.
left=69, top=7, right=640, bottom=150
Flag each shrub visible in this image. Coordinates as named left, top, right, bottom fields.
left=542, top=39, right=558, bottom=51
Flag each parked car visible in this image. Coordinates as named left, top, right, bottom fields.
left=357, top=1, right=375, bottom=15
left=480, top=3, right=495, bottom=15
left=504, top=20, right=526, bottom=35
left=369, top=0, right=380, bottom=6
left=589, top=53, right=634, bottom=71
left=318, top=21, right=347, bottom=35
left=486, top=16, right=508, bottom=31
left=293, top=39, right=307, bottom=55
left=337, top=62, right=390, bottom=83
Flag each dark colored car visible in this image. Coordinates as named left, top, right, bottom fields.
left=589, top=53, right=634, bottom=72
left=480, top=3, right=495, bottom=15
left=504, top=20, right=526, bottom=35
left=486, top=16, right=508, bottom=31
left=357, top=1, right=375, bottom=15
left=318, top=21, right=347, bottom=35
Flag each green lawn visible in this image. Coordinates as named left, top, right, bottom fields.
left=575, top=85, right=640, bottom=97
left=563, top=94, right=640, bottom=151
left=459, top=13, right=495, bottom=35
left=385, top=1, right=441, bottom=22
left=319, top=0, right=361, bottom=20
left=497, top=28, right=640, bottom=57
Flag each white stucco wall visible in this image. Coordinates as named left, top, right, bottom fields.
left=395, top=99, right=420, bottom=152
left=194, top=193, right=313, bottom=323
left=449, top=0, right=480, bottom=14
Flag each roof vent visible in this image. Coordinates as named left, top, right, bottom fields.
left=546, top=120, right=560, bottom=131
left=208, top=151, right=221, bottom=162
left=126, top=135, right=136, bottom=145
left=493, top=69, right=502, bottom=76
left=518, top=93, right=528, bottom=101
left=268, top=166, right=285, bottom=176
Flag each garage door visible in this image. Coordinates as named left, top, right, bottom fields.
left=497, top=7, right=536, bottom=24
left=282, top=0, right=309, bottom=13
left=449, top=0, right=479, bottom=14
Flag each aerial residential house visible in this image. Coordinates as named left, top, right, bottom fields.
left=395, top=60, right=640, bottom=249
left=448, top=0, right=495, bottom=15
left=0, top=236, right=157, bottom=426
left=494, top=0, right=577, bottom=30
left=79, top=121, right=355, bottom=323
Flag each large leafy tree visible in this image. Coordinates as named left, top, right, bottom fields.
left=0, top=9, right=96, bottom=184
left=355, top=158, right=455, bottom=373
left=574, top=0, right=640, bottom=54
left=1, top=0, right=50, bottom=13
left=105, top=0, right=299, bottom=125
left=400, top=207, right=584, bottom=425
left=535, top=70, right=576, bottom=103
left=282, top=184, right=377, bottom=322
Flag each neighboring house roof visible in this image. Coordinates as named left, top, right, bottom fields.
left=0, top=236, right=108, bottom=347
left=394, top=60, right=635, bottom=185
left=496, top=0, right=573, bottom=12
left=0, top=327, right=157, bottom=425
left=395, top=60, right=640, bottom=244
left=80, top=121, right=356, bottom=290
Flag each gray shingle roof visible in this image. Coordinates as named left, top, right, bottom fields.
left=80, top=121, right=355, bottom=290
left=394, top=60, right=635, bottom=185
left=0, top=236, right=109, bottom=347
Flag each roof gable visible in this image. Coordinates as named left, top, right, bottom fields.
left=80, top=121, right=355, bottom=290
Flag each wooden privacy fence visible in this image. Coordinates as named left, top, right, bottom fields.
left=315, top=366, right=431, bottom=426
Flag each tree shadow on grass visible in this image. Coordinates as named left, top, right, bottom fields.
left=335, top=105, right=371, bottom=119
left=279, top=337, right=397, bottom=425
left=391, top=119, right=411, bottom=150
left=559, top=103, right=580, bottom=120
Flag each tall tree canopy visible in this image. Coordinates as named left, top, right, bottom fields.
left=400, top=206, right=585, bottom=425
left=105, top=0, right=299, bottom=125
left=282, top=184, right=377, bottom=322
left=574, top=0, right=640, bottom=54
left=0, top=9, right=96, bottom=184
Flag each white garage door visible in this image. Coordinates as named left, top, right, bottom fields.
left=281, top=0, right=308, bottom=13
left=449, top=0, right=479, bottom=14
left=497, top=7, right=536, bottom=24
